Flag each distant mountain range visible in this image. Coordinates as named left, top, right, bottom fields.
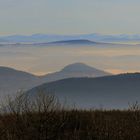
left=2, top=63, right=140, bottom=109
left=0, top=63, right=110, bottom=96
left=1, top=33, right=140, bottom=43
left=38, top=39, right=99, bottom=46
left=41, top=63, right=110, bottom=82
left=0, top=67, right=41, bottom=97
left=28, top=73, right=140, bottom=109
left=0, top=39, right=116, bottom=47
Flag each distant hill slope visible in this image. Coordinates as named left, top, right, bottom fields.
left=45, top=39, right=98, bottom=46
left=1, top=33, right=140, bottom=43
left=0, top=63, right=110, bottom=96
left=0, top=67, right=42, bottom=96
left=29, top=39, right=102, bottom=47
left=41, top=63, right=111, bottom=82
left=28, top=73, right=140, bottom=109
left=0, top=39, right=117, bottom=47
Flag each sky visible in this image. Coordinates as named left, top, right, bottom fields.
left=1, top=0, right=140, bottom=75
left=0, top=0, right=140, bottom=35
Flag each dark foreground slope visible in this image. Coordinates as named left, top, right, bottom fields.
left=1, top=110, right=140, bottom=140
left=0, top=94, right=140, bottom=140
left=28, top=73, right=140, bottom=109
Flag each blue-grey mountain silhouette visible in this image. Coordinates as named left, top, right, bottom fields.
left=28, top=73, right=140, bottom=109
left=1, top=33, right=140, bottom=43
left=0, top=63, right=110, bottom=96
left=0, top=67, right=41, bottom=96
left=41, top=63, right=111, bottom=82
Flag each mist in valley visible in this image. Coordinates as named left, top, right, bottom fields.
left=0, top=43, right=140, bottom=75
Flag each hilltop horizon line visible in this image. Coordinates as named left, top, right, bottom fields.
left=0, top=62, right=140, bottom=76
left=1, top=33, right=140, bottom=43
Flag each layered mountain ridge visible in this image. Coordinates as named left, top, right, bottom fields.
left=0, top=63, right=110, bottom=96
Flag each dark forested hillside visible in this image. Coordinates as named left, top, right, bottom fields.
left=28, top=73, right=140, bottom=109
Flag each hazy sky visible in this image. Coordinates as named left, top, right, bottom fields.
left=1, top=0, right=140, bottom=35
